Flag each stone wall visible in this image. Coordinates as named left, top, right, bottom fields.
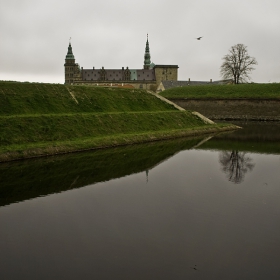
left=170, top=98, right=280, bottom=121
left=154, top=66, right=178, bottom=85
left=73, top=81, right=157, bottom=90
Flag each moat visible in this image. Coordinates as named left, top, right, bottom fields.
left=0, top=121, right=280, bottom=280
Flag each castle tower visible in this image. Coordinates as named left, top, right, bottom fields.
left=143, top=34, right=151, bottom=69
left=64, top=41, right=75, bottom=84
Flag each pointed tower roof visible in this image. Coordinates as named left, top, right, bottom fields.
left=66, top=42, right=75, bottom=60
left=144, top=34, right=151, bottom=69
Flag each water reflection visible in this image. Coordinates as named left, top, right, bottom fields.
left=1, top=122, right=280, bottom=280
left=200, top=121, right=280, bottom=154
left=0, top=136, right=206, bottom=207
left=219, top=150, right=255, bottom=184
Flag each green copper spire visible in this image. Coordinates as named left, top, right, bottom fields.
left=66, top=42, right=75, bottom=60
left=144, top=34, right=151, bottom=69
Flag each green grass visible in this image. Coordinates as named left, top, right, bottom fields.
left=0, top=82, right=176, bottom=115
left=161, top=83, right=280, bottom=99
left=0, top=81, right=237, bottom=161
left=0, top=111, right=210, bottom=145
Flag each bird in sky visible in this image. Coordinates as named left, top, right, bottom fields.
left=196, top=37, right=203, bottom=40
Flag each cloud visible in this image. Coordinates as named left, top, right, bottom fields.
left=1, top=0, right=279, bottom=83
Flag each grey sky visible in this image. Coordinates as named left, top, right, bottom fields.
left=1, top=0, right=279, bottom=84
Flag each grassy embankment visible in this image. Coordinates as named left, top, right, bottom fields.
left=0, top=81, right=236, bottom=161
left=160, top=83, right=280, bottom=99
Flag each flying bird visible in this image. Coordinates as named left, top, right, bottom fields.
left=196, top=37, right=203, bottom=40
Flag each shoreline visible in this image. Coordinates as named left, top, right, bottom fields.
left=0, top=124, right=239, bottom=162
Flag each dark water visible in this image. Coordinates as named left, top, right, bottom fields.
left=0, top=122, right=280, bottom=280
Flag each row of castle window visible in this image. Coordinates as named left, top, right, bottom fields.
left=85, top=73, right=131, bottom=76
left=84, top=71, right=130, bottom=74
left=85, top=74, right=150, bottom=78
left=84, top=78, right=148, bottom=81
left=83, top=71, right=148, bottom=75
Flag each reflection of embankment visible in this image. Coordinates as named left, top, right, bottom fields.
left=0, top=136, right=209, bottom=207
left=198, top=122, right=280, bottom=154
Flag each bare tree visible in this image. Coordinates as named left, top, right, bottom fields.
left=220, top=44, right=257, bottom=84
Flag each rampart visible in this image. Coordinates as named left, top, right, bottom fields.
left=169, top=98, right=280, bottom=121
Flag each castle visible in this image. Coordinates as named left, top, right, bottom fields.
left=64, top=35, right=178, bottom=90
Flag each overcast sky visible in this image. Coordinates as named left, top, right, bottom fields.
left=1, top=0, right=279, bottom=84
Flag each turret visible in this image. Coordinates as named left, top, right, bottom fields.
left=143, top=34, right=151, bottom=69
left=64, top=41, right=75, bottom=84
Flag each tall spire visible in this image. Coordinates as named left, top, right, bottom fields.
left=66, top=41, right=75, bottom=60
left=144, top=33, right=151, bottom=69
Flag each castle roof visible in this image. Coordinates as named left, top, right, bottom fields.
left=65, top=43, right=75, bottom=60
left=154, top=65, right=179, bottom=68
left=82, top=68, right=155, bottom=81
left=144, top=34, right=151, bottom=68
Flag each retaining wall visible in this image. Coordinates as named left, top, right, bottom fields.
left=169, top=98, right=280, bottom=121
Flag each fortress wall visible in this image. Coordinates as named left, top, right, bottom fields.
left=73, top=81, right=157, bottom=90
left=170, top=99, right=280, bottom=121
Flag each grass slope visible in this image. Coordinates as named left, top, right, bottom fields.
left=0, top=82, right=175, bottom=115
left=161, top=83, right=280, bottom=99
left=0, top=82, right=235, bottom=161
